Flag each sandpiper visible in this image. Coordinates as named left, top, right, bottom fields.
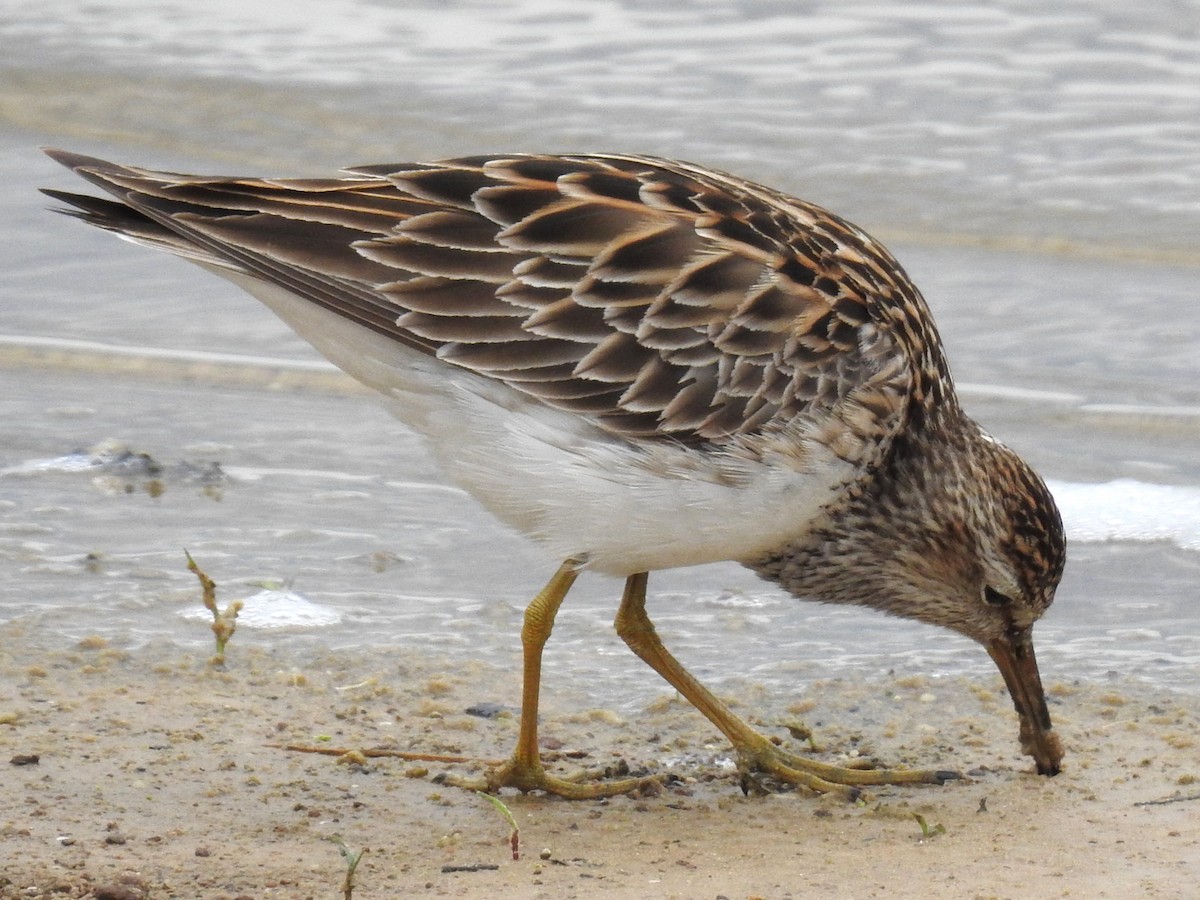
left=43, top=148, right=1066, bottom=798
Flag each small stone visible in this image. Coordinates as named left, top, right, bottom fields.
left=464, top=702, right=509, bottom=719
left=93, top=886, right=141, bottom=900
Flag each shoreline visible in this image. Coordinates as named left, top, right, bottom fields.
left=3, top=635, right=1197, bottom=899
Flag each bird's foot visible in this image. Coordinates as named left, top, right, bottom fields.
left=441, top=755, right=667, bottom=800
left=736, top=737, right=959, bottom=801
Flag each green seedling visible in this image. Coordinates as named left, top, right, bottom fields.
left=185, top=550, right=243, bottom=666
left=329, top=836, right=367, bottom=900
left=912, top=812, right=946, bottom=840
left=477, top=791, right=520, bottom=860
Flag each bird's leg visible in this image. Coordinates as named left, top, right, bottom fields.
left=443, top=559, right=664, bottom=799
left=614, top=573, right=958, bottom=800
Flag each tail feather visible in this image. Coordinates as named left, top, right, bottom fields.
left=41, top=185, right=238, bottom=268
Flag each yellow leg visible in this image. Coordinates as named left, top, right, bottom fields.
left=444, top=560, right=664, bottom=799
left=614, top=573, right=958, bottom=799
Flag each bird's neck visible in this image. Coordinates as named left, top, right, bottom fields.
left=745, top=407, right=983, bottom=622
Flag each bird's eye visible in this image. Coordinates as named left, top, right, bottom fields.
left=983, top=586, right=1013, bottom=607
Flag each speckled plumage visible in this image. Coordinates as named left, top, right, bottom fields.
left=42, top=152, right=949, bottom=446
left=43, top=148, right=1067, bottom=792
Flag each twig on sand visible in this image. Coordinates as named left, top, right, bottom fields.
left=1133, top=793, right=1200, bottom=808
left=266, top=743, right=502, bottom=766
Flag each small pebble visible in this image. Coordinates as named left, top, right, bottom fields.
left=93, top=886, right=141, bottom=900
left=464, top=702, right=509, bottom=719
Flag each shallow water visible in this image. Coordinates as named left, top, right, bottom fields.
left=2, top=0, right=1198, bottom=705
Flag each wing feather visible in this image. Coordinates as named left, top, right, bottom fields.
left=42, top=148, right=951, bottom=460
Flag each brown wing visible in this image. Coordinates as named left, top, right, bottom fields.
left=43, top=149, right=950, bottom=456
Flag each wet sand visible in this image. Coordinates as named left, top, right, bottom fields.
left=3, top=628, right=1197, bottom=899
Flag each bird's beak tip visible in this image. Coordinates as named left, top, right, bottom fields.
left=1026, top=728, right=1064, bottom=777
left=987, top=630, right=1064, bottom=776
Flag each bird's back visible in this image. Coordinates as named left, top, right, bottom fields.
left=44, top=149, right=958, bottom=572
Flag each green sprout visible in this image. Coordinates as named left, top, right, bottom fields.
left=913, top=812, right=946, bottom=840
left=477, top=791, right=520, bottom=860
left=329, top=836, right=367, bottom=900
left=185, top=550, right=243, bottom=666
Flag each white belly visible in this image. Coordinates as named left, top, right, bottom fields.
left=215, top=270, right=852, bottom=576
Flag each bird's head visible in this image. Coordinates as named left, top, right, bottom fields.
left=969, top=433, right=1066, bottom=775
left=752, top=422, right=1066, bottom=775
left=876, top=428, right=1066, bottom=775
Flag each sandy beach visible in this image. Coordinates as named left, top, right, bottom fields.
left=3, top=625, right=1197, bottom=899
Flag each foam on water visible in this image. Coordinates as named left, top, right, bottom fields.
left=180, top=588, right=341, bottom=629
left=1050, top=479, right=1200, bottom=552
